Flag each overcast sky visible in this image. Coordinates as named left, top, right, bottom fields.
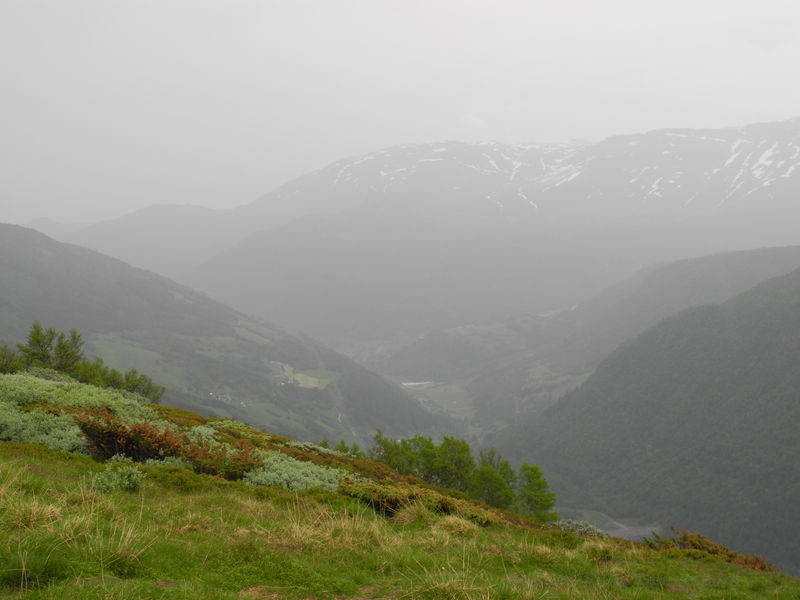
left=2, top=0, right=800, bottom=225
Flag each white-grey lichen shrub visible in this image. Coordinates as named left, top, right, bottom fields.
left=552, top=519, right=608, bottom=537
left=0, top=400, right=86, bottom=454
left=243, top=451, right=354, bottom=492
left=0, top=373, right=159, bottom=423
left=185, top=424, right=221, bottom=444
left=284, top=440, right=347, bottom=457
left=24, top=366, right=76, bottom=383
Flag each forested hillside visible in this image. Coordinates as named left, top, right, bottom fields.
left=494, top=266, right=800, bottom=573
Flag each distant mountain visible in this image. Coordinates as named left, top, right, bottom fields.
left=25, top=218, right=88, bottom=239
left=493, top=265, right=800, bottom=572
left=376, top=246, right=800, bottom=433
left=0, top=223, right=451, bottom=444
left=57, top=118, right=800, bottom=352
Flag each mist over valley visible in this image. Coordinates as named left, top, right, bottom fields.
left=4, top=1, right=800, bottom=593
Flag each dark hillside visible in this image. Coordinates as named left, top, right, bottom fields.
left=494, top=266, right=800, bottom=572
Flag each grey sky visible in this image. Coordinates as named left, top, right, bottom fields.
left=2, top=0, right=800, bottom=224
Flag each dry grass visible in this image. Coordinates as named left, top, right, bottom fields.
left=392, top=501, right=434, bottom=526
left=7, top=497, right=63, bottom=530
left=432, top=515, right=479, bottom=538
left=262, top=502, right=394, bottom=553
left=81, top=519, right=154, bottom=575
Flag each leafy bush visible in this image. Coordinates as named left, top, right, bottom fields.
left=75, top=407, right=185, bottom=462
left=23, top=366, right=75, bottom=382
left=75, top=407, right=260, bottom=479
left=553, top=519, right=607, bottom=537
left=94, top=463, right=147, bottom=493
left=243, top=451, right=352, bottom=491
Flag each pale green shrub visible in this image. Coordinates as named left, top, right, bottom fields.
left=185, top=425, right=220, bottom=443
left=0, top=373, right=158, bottom=422
left=0, top=404, right=86, bottom=453
left=95, top=463, right=147, bottom=493
left=24, top=366, right=76, bottom=382
left=243, top=451, right=352, bottom=492
left=284, top=440, right=346, bottom=457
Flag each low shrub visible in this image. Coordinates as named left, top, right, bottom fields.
left=0, top=404, right=86, bottom=454
left=95, top=463, right=147, bottom=493
left=552, top=519, right=607, bottom=538
left=243, top=451, right=352, bottom=492
left=24, top=366, right=76, bottom=383
left=76, top=408, right=260, bottom=479
left=339, top=480, right=503, bottom=526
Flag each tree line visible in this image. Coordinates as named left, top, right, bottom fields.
left=0, top=322, right=164, bottom=402
left=367, top=431, right=556, bottom=521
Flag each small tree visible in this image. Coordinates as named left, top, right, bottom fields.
left=432, top=436, right=475, bottom=492
left=0, top=344, right=22, bottom=374
left=18, top=321, right=58, bottom=366
left=516, top=463, right=557, bottom=522
left=468, top=448, right=515, bottom=508
left=52, top=329, right=85, bottom=372
left=17, top=322, right=84, bottom=371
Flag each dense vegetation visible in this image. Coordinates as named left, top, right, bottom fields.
left=496, top=266, right=800, bottom=574
left=2, top=368, right=796, bottom=598
left=370, top=432, right=556, bottom=521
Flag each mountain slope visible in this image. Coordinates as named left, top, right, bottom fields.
left=494, top=265, right=800, bottom=573
left=0, top=223, right=450, bottom=443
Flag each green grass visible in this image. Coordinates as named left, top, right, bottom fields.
left=1, top=442, right=798, bottom=600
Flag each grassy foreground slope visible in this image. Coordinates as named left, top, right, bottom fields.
left=2, top=373, right=798, bottom=599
